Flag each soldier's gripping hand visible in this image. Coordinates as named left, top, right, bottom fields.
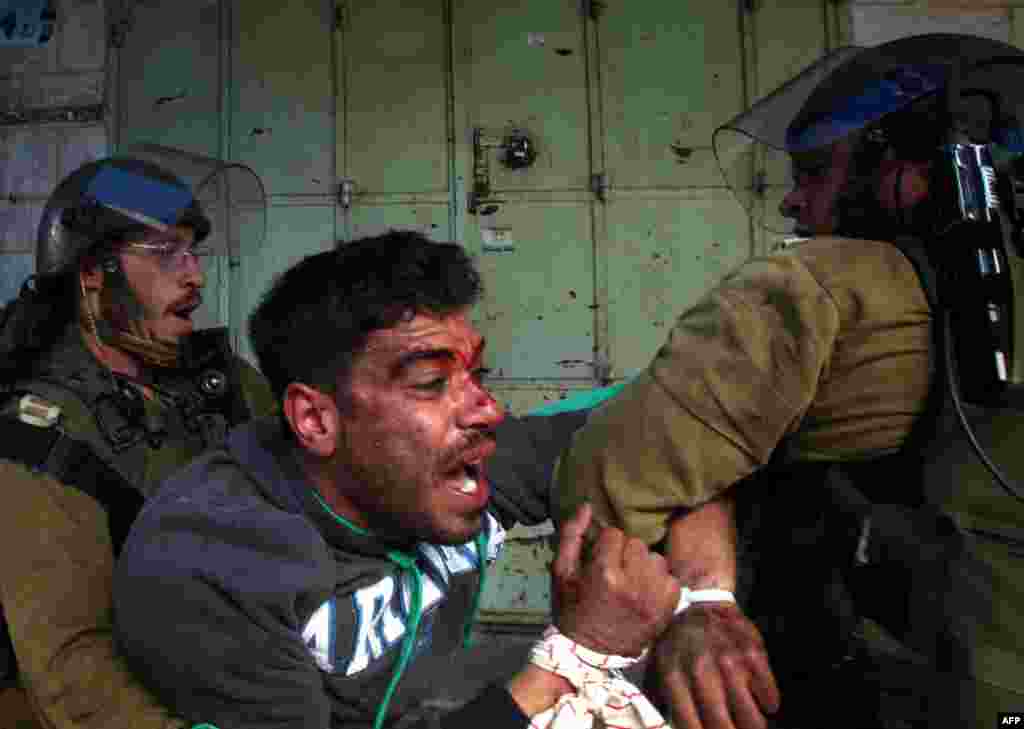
left=646, top=602, right=780, bottom=729
left=550, top=503, right=681, bottom=657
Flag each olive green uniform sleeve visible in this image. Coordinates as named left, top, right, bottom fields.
left=554, top=237, right=931, bottom=545
left=0, top=460, right=184, bottom=729
left=234, top=356, right=277, bottom=419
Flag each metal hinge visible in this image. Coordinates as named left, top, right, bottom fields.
left=590, top=172, right=609, bottom=203
left=753, top=169, right=766, bottom=198
left=592, top=352, right=612, bottom=384
left=582, top=0, right=605, bottom=21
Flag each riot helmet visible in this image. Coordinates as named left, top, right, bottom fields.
left=36, top=156, right=211, bottom=277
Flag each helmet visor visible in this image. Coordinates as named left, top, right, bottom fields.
left=125, top=143, right=267, bottom=261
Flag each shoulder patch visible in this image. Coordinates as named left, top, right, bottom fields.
left=17, top=394, right=61, bottom=428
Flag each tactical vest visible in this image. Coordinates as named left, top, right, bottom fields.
left=737, top=238, right=1024, bottom=728
left=0, top=327, right=254, bottom=688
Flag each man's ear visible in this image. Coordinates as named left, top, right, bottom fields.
left=80, top=259, right=104, bottom=292
left=283, top=383, right=338, bottom=458
left=877, top=158, right=931, bottom=211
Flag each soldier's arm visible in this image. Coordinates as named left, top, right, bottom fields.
left=552, top=250, right=843, bottom=544
left=0, top=460, right=183, bottom=729
left=234, top=356, right=278, bottom=418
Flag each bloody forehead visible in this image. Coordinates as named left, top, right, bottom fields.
left=386, top=336, right=486, bottom=377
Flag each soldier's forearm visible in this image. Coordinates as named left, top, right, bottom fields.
left=664, top=496, right=738, bottom=592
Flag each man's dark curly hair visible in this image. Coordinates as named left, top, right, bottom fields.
left=248, top=230, right=482, bottom=404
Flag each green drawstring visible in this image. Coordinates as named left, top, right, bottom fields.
left=462, top=529, right=490, bottom=648
left=374, top=550, right=423, bottom=729
left=310, top=489, right=374, bottom=537
left=310, top=490, right=424, bottom=729
left=311, top=490, right=492, bottom=725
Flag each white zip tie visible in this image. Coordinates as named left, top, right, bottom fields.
left=674, top=586, right=736, bottom=615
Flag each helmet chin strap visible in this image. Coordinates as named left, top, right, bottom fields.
left=82, top=258, right=180, bottom=371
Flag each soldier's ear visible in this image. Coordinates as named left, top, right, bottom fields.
left=283, top=382, right=338, bottom=459
left=80, top=264, right=104, bottom=292
left=877, top=158, right=931, bottom=211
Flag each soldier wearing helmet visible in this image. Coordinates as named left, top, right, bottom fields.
left=0, top=154, right=276, bottom=728
left=556, top=33, right=1024, bottom=728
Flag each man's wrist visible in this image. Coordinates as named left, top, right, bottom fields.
left=507, top=663, right=575, bottom=717
left=668, top=565, right=736, bottom=592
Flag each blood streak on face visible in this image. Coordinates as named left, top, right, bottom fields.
left=457, top=338, right=496, bottom=407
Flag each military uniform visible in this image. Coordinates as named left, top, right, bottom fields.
left=554, top=235, right=1024, bottom=724
left=0, top=326, right=275, bottom=729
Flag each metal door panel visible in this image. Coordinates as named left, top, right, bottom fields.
left=339, top=0, right=449, bottom=195
left=605, top=192, right=749, bottom=378
left=0, top=200, right=40, bottom=253
left=58, top=123, right=107, bottom=177
left=234, top=0, right=335, bottom=198
left=455, top=0, right=591, bottom=193
left=479, top=521, right=553, bottom=623
left=346, top=199, right=450, bottom=241
left=851, top=4, right=1011, bottom=48
left=117, top=0, right=222, bottom=157
left=487, top=382, right=603, bottom=416
left=57, top=0, right=105, bottom=72
left=750, top=1, right=827, bottom=107
left=0, top=125, right=58, bottom=198
left=600, top=1, right=742, bottom=190
left=466, top=202, right=594, bottom=381
left=233, top=203, right=336, bottom=364
left=0, top=253, right=34, bottom=303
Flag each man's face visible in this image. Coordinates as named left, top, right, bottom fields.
left=779, top=139, right=854, bottom=236
left=116, top=225, right=206, bottom=343
left=330, top=310, right=505, bottom=546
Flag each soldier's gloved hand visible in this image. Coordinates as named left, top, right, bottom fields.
left=644, top=602, right=780, bottom=729
left=551, top=503, right=681, bottom=657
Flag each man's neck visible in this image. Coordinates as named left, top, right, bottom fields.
left=294, top=446, right=373, bottom=533
left=80, top=326, right=142, bottom=380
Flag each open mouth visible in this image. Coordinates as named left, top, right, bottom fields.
left=444, top=460, right=483, bottom=496
left=170, top=300, right=201, bottom=320
left=458, top=462, right=481, bottom=494
left=443, top=439, right=494, bottom=500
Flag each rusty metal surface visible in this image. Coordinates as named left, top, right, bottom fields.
left=235, top=0, right=335, bottom=199
left=604, top=190, right=750, bottom=378
left=116, top=0, right=223, bottom=158
left=479, top=523, right=555, bottom=623
left=599, top=1, right=740, bottom=191
left=339, top=0, right=450, bottom=196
